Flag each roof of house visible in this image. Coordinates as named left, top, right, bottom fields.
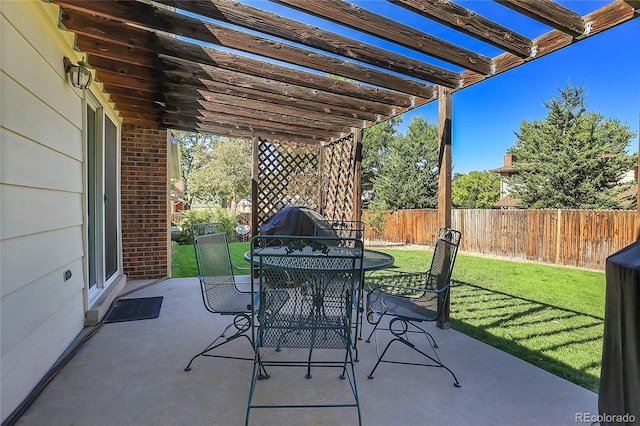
left=494, top=195, right=521, bottom=209
left=490, top=166, right=519, bottom=174
left=617, top=183, right=639, bottom=209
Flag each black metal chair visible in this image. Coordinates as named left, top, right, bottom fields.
left=246, top=235, right=364, bottom=425
left=365, top=227, right=462, bottom=387
left=184, top=222, right=255, bottom=371
left=315, top=220, right=368, bottom=350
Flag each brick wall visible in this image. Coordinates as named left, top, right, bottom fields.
left=121, top=125, right=169, bottom=279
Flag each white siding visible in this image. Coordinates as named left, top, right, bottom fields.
left=0, top=1, right=98, bottom=421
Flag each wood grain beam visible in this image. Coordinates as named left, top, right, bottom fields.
left=179, top=87, right=370, bottom=129
left=623, top=0, right=640, bottom=10
left=459, top=0, right=639, bottom=90
left=196, top=110, right=335, bottom=140
left=195, top=78, right=384, bottom=123
left=269, top=0, right=492, bottom=75
left=158, top=55, right=415, bottom=108
left=437, top=85, right=452, bottom=329
left=56, top=0, right=454, bottom=90
left=495, top=0, right=586, bottom=37
left=389, top=0, right=534, bottom=58
left=60, top=8, right=435, bottom=101
left=154, top=0, right=468, bottom=83
left=194, top=121, right=329, bottom=145
left=195, top=98, right=355, bottom=134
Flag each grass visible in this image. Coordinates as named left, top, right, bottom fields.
left=171, top=242, right=252, bottom=277
left=380, top=247, right=605, bottom=392
left=172, top=242, right=606, bottom=392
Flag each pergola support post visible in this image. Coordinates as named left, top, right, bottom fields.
left=437, top=86, right=453, bottom=330
left=251, top=136, right=259, bottom=237
left=353, top=129, right=363, bottom=222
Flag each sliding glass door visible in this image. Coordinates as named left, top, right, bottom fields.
left=86, top=96, right=120, bottom=300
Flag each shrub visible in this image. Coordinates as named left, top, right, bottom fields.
left=179, top=206, right=239, bottom=244
left=364, top=199, right=388, bottom=238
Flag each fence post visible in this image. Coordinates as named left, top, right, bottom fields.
left=555, top=209, right=562, bottom=265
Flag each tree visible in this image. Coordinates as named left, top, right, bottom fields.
left=373, top=115, right=440, bottom=210
left=361, top=117, right=402, bottom=190
left=174, top=131, right=217, bottom=205
left=187, top=137, right=252, bottom=209
left=509, top=84, right=636, bottom=209
left=452, top=171, right=501, bottom=208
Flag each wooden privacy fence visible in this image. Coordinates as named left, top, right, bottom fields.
left=362, top=209, right=638, bottom=271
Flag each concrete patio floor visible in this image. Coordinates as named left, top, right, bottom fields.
left=15, top=277, right=597, bottom=426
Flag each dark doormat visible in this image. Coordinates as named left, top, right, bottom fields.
left=105, top=296, right=163, bottom=323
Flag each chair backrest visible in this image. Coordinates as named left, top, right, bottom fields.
left=192, top=222, right=249, bottom=314
left=427, top=228, right=462, bottom=294
left=251, top=235, right=364, bottom=349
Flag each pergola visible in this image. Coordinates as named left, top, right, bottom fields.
left=53, top=0, right=638, bottom=214
left=50, top=0, right=639, bottom=326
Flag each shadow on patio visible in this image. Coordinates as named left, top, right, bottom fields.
left=15, top=278, right=597, bottom=426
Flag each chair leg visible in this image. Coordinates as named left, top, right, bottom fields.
left=366, top=320, right=461, bottom=387
left=364, top=311, right=386, bottom=343
left=184, top=314, right=253, bottom=371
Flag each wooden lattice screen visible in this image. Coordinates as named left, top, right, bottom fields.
left=252, top=134, right=361, bottom=233
left=319, top=133, right=357, bottom=221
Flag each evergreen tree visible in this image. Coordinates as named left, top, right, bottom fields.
left=361, top=117, right=402, bottom=190
left=452, top=171, right=501, bottom=208
left=373, top=115, right=439, bottom=209
left=509, top=84, right=636, bottom=209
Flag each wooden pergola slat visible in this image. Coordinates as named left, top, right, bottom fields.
left=57, top=1, right=455, bottom=91
left=270, top=0, right=493, bottom=75
left=495, top=0, right=587, bottom=37
left=51, top=0, right=637, bottom=143
left=389, top=0, right=534, bottom=58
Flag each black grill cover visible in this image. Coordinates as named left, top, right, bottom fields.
left=599, top=239, right=640, bottom=425
left=260, top=206, right=330, bottom=238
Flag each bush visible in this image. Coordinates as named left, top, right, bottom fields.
left=179, top=206, right=239, bottom=244
left=364, top=199, right=388, bottom=238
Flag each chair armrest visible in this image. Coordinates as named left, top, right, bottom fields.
left=231, top=259, right=251, bottom=272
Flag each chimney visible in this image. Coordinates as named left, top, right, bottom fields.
left=504, top=154, right=516, bottom=167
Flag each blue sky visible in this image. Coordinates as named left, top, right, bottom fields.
left=234, top=2, right=639, bottom=174
left=399, top=18, right=640, bottom=174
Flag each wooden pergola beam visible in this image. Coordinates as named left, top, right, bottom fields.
left=623, top=0, right=640, bottom=10
left=495, top=0, right=587, bottom=37
left=58, top=1, right=455, bottom=91
left=196, top=104, right=354, bottom=136
left=270, top=0, right=493, bottom=75
left=437, top=86, right=453, bottom=330
left=157, top=0, right=467, bottom=85
left=459, top=1, right=639, bottom=90
left=389, top=0, right=534, bottom=58
left=159, top=55, right=416, bottom=109
left=192, top=89, right=370, bottom=129
left=194, top=123, right=326, bottom=146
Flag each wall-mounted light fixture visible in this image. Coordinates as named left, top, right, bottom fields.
left=63, top=56, right=92, bottom=89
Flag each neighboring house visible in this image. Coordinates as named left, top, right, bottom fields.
left=616, top=167, right=639, bottom=209
left=490, top=153, right=639, bottom=209
left=490, top=154, right=521, bottom=209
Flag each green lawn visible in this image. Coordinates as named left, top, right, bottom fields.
left=172, top=242, right=605, bottom=392
left=171, top=242, right=252, bottom=277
